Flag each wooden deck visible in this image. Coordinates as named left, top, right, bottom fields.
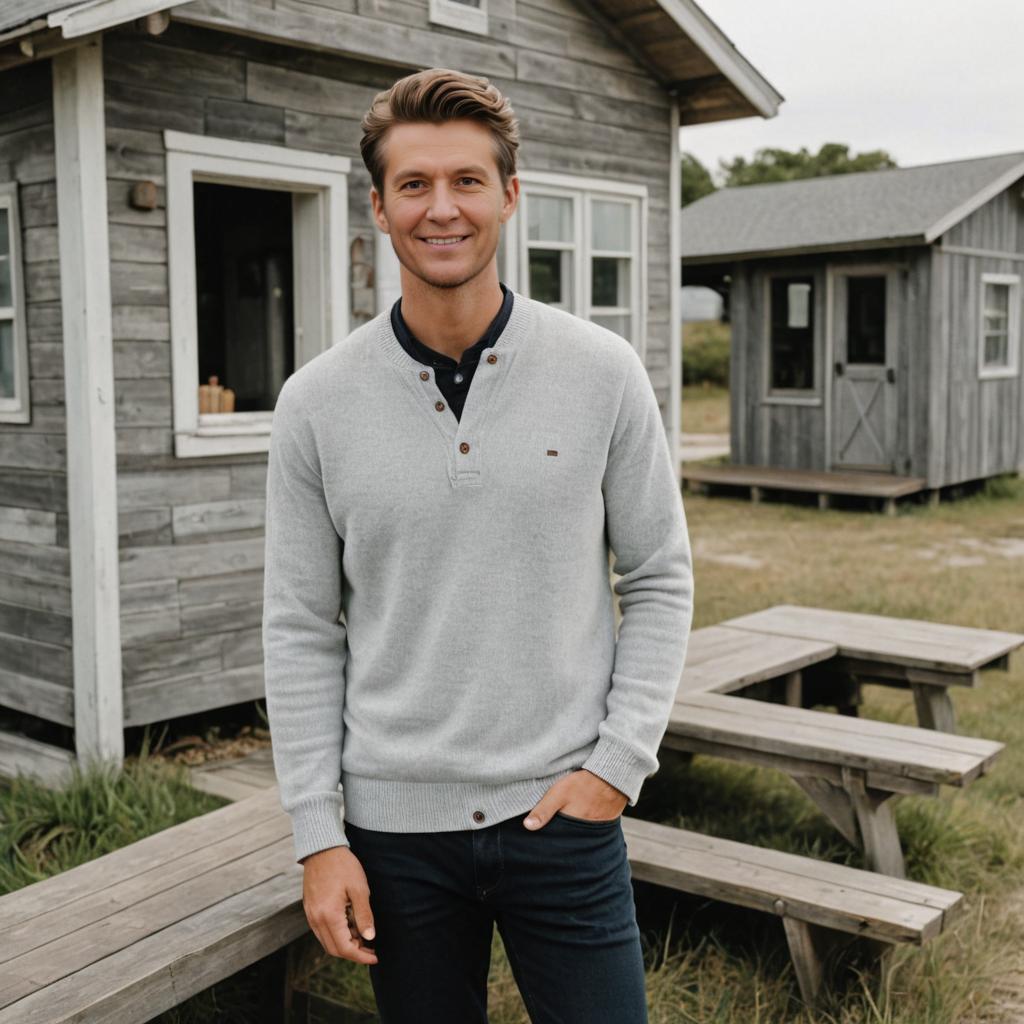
left=681, top=463, right=930, bottom=513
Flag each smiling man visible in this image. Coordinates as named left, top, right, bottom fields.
left=261, top=67, right=695, bottom=1023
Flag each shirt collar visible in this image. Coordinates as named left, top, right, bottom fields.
left=390, top=282, right=514, bottom=369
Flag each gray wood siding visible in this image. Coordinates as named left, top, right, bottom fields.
left=932, top=250, right=1022, bottom=486
left=102, top=6, right=673, bottom=723
left=0, top=59, right=75, bottom=723
left=731, top=248, right=932, bottom=478
left=943, top=182, right=1024, bottom=254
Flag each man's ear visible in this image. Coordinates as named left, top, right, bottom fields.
left=370, top=186, right=390, bottom=234
left=499, top=175, right=520, bottom=225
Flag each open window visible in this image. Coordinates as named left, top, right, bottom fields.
left=0, top=182, right=29, bottom=424
left=502, top=170, right=648, bottom=357
left=164, top=131, right=350, bottom=457
left=978, top=273, right=1020, bottom=380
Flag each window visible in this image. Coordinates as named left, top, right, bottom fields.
left=165, top=131, right=350, bottom=457
left=429, top=0, right=488, bottom=34
left=766, top=274, right=816, bottom=394
left=978, top=273, right=1020, bottom=379
left=0, top=182, right=29, bottom=424
left=502, top=170, right=647, bottom=356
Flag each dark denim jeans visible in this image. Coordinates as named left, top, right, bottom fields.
left=344, top=809, right=649, bottom=1023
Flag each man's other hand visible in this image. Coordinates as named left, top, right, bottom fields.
left=301, top=845, right=379, bottom=964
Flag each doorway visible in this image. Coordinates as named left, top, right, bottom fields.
left=830, top=266, right=899, bottom=471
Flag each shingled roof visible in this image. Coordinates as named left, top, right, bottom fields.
left=679, top=151, right=1024, bottom=263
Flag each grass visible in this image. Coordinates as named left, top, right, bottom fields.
left=2, top=474, right=1023, bottom=1022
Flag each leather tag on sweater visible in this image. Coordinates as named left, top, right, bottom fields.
left=546, top=449, right=558, bottom=456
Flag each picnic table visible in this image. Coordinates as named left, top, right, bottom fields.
left=720, top=605, right=1024, bottom=733
left=664, top=690, right=1004, bottom=876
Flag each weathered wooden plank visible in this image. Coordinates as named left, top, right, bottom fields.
left=124, top=662, right=265, bottom=725
left=0, top=506, right=57, bottom=545
left=113, top=340, right=170, bottom=378
left=0, top=730, right=76, bottom=791
left=119, top=535, right=264, bottom=585
left=104, top=33, right=246, bottom=100
left=172, top=498, right=266, bottom=539
left=112, top=305, right=170, bottom=341
left=205, top=97, right=285, bottom=144
left=0, top=667, right=73, bottom=725
left=668, top=693, right=1002, bottom=784
left=104, top=78, right=205, bottom=134
left=115, top=428, right=173, bottom=458
left=722, top=604, right=1024, bottom=673
left=678, top=624, right=835, bottom=695
left=0, top=431, right=65, bottom=471
left=114, top=379, right=172, bottom=427
left=116, top=466, right=232, bottom=508
left=245, top=61, right=380, bottom=120
left=110, top=262, right=167, bottom=306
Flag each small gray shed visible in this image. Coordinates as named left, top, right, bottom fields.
left=680, top=152, right=1024, bottom=487
left=0, top=0, right=781, bottom=781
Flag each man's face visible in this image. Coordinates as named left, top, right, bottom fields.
left=370, top=118, right=519, bottom=290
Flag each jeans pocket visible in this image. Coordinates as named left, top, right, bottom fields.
left=553, top=810, right=621, bottom=828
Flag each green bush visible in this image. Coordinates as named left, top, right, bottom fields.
left=683, top=321, right=731, bottom=388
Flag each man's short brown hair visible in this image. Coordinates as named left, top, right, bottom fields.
left=360, top=67, right=520, bottom=196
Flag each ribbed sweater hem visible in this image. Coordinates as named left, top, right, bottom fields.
left=340, top=765, right=582, bottom=833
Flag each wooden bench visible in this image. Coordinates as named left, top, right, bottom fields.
left=0, top=780, right=967, bottom=1017
left=720, top=604, right=1024, bottom=733
left=0, top=786, right=371, bottom=1024
left=622, top=815, right=964, bottom=1009
left=664, top=691, right=1004, bottom=876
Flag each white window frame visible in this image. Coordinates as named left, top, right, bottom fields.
left=502, top=170, right=648, bottom=360
left=164, top=130, right=350, bottom=458
left=0, top=181, right=30, bottom=424
left=978, top=272, right=1020, bottom=380
left=429, top=0, right=488, bottom=35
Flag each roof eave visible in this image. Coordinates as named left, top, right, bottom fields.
left=923, top=159, right=1024, bottom=242
left=680, top=234, right=929, bottom=264
left=656, top=0, right=784, bottom=118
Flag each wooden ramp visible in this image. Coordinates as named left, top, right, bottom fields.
left=681, top=462, right=929, bottom=513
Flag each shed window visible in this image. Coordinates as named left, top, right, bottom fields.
left=0, top=182, right=29, bottom=424
left=501, top=171, right=647, bottom=353
left=164, top=131, right=350, bottom=458
left=978, top=274, right=1020, bottom=379
left=768, top=275, right=815, bottom=390
left=429, top=0, right=488, bottom=35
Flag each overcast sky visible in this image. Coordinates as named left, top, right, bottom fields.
left=681, top=0, right=1024, bottom=182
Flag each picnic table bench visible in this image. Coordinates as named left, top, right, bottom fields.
left=720, top=604, right=1024, bottom=733
left=623, top=815, right=964, bottom=1009
left=0, top=783, right=967, bottom=1017
left=664, top=690, right=1004, bottom=877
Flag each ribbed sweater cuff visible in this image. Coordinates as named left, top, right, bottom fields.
left=289, top=794, right=349, bottom=864
left=581, top=737, right=652, bottom=807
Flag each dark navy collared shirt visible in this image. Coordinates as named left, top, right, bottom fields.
left=390, top=282, right=514, bottom=422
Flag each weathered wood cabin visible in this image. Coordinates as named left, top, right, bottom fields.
left=680, top=153, right=1024, bottom=493
left=0, top=0, right=780, bottom=780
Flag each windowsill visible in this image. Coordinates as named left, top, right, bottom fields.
left=761, top=393, right=821, bottom=406
left=978, top=366, right=1019, bottom=380
left=175, top=413, right=274, bottom=458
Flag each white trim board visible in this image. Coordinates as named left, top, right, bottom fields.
left=52, top=39, right=124, bottom=771
left=164, top=130, right=350, bottom=458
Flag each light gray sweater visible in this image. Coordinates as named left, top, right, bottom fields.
left=262, top=292, right=695, bottom=863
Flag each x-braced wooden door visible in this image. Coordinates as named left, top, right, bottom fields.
left=830, top=267, right=899, bottom=471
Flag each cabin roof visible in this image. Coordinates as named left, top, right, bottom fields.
left=679, top=151, right=1024, bottom=264
left=0, top=0, right=782, bottom=123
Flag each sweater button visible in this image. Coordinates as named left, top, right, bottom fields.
left=486, top=353, right=497, bottom=364
left=472, top=810, right=485, bottom=823
left=435, top=401, right=445, bottom=411
left=419, top=370, right=429, bottom=380
left=459, top=442, right=470, bottom=454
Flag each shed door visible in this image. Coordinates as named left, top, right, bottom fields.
left=831, top=269, right=898, bottom=471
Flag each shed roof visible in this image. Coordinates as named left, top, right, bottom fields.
left=1, top=0, right=783, bottom=125
left=679, top=151, right=1024, bottom=264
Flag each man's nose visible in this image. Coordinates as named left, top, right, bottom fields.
left=426, top=185, right=460, bottom=221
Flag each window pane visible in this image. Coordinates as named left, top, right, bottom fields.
left=592, top=256, right=629, bottom=308
left=846, top=275, right=886, bottom=364
left=591, top=313, right=630, bottom=340
left=0, top=208, right=11, bottom=308
left=591, top=199, right=630, bottom=251
left=984, top=332, right=1008, bottom=367
left=194, top=182, right=294, bottom=412
left=769, top=275, right=814, bottom=389
left=0, top=319, right=14, bottom=398
left=527, top=195, right=572, bottom=243
left=528, top=248, right=572, bottom=308
left=984, top=282, right=1009, bottom=320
